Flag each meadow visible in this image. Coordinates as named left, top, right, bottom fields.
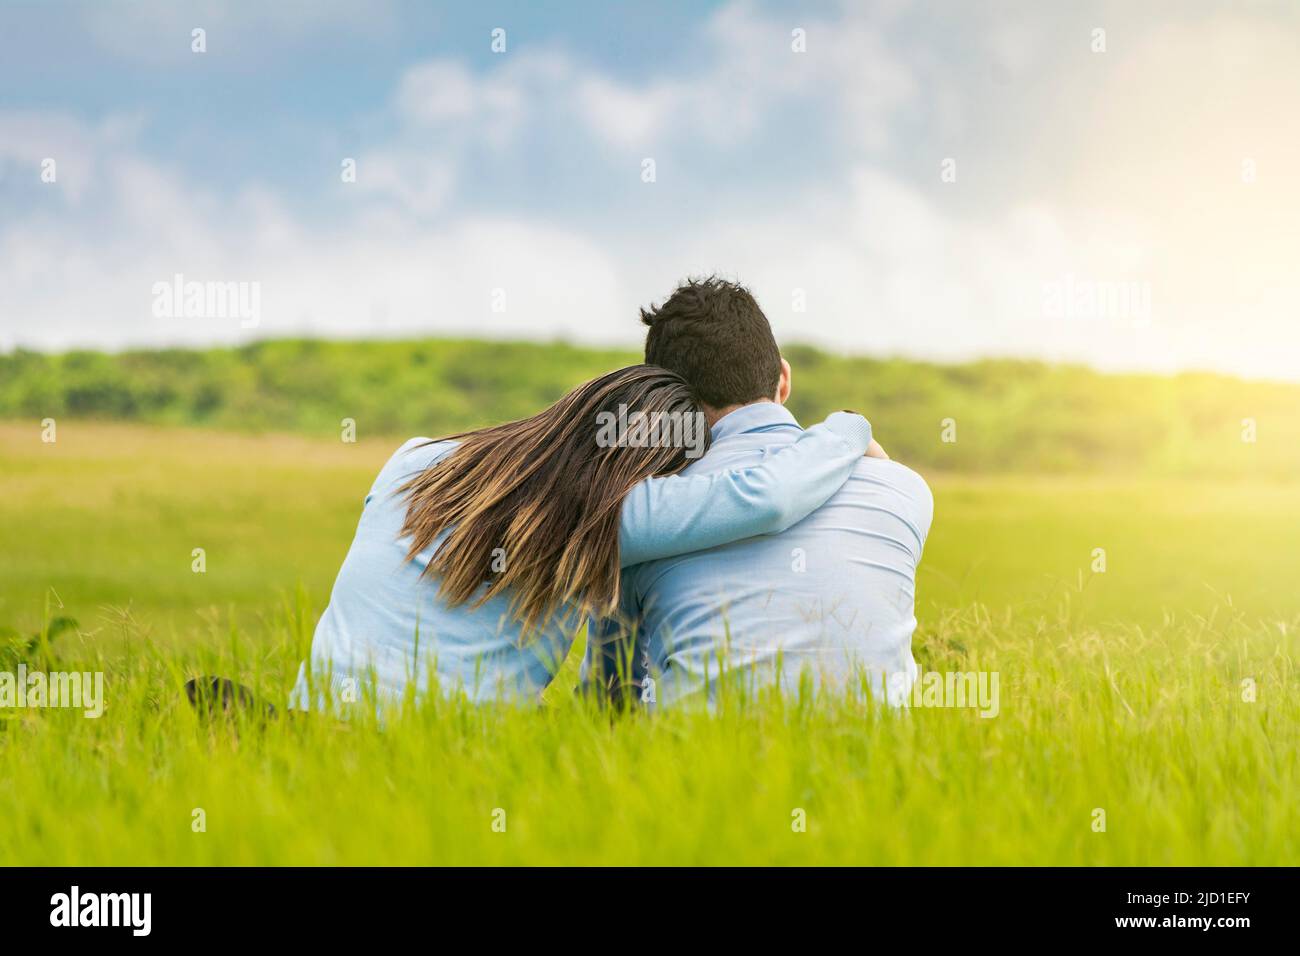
left=1, top=415, right=1296, bottom=865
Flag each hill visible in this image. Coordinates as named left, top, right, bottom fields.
left=1, top=338, right=1295, bottom=476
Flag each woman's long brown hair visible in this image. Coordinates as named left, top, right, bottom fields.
left=397, top=365, right=709, bottom=638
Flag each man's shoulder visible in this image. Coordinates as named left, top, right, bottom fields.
left=857, top=457, right=932, bottom=497
left=682, top=430, right=783, bottom=474
left=842, top=458, right=935, bottom=543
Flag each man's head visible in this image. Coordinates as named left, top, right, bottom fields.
left=641, top=276, right=790, bottom=422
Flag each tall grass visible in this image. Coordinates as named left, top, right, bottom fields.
left=1, top=588, right=1293, bottom=866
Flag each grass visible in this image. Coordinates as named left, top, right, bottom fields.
left=0, top=420, right=1296, bottom=865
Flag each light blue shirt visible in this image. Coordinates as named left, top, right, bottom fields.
left=585, top=403, right=934, bottom=708
left=289, top=411, right=873, bottom=709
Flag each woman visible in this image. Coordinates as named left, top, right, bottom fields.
left=290, top=365, right=872, bottom=710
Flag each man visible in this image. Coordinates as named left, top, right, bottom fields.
left=584, top=276, right=933, bottom=708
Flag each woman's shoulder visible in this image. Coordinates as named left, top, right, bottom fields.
left=365, top=437, right=460, bottom=504
left=393, top=436, right=456, bottom=462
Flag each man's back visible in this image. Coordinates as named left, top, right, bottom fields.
left=607, top=402, right=933, bottom=708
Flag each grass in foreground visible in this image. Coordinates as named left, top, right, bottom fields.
left=1, top=597, right=1294, bottom=865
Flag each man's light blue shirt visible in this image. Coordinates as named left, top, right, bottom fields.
left=289, top=411, right=873, bottom=709
left=586, top=402, right=934, bottom=708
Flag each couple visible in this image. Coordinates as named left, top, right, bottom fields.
left=290, top=277, right=932, bottom=713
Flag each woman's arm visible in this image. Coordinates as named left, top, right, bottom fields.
left=617, top=411, right=873, bottom=567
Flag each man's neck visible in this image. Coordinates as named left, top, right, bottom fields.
left=702, top=398, right=775, bottom=428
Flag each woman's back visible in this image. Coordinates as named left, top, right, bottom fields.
left=290, top=437, right=572, bottom=709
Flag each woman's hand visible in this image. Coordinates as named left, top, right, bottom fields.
left=838, top=411, right=889, bottom=459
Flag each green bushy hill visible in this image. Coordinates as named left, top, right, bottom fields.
left=1, top=338, right=1295, bottom=477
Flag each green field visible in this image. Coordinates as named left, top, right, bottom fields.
left=1, top=418, right=1296, bottom=865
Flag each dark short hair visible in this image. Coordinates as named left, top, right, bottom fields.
left=640, top=276, right=781, bottom=409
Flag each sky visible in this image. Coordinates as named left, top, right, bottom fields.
left=1, top=0, right=1298, bottom=380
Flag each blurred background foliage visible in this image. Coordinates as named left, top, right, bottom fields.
left=1, top=338, right=1294, bottom=477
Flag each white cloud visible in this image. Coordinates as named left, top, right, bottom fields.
left=397, top=61, right=496, bottom=126
left=569, top=0, right=917, bottom=152
left=394, top=52, right=572, bottom=146
left=352, top=150, right=456, bottom=216
left=0, top=111, right=143, bottom=204
left=575, top=77, right=678, bottom=150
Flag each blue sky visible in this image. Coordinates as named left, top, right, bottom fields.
left=2, top=0, right=1298, bottom=380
